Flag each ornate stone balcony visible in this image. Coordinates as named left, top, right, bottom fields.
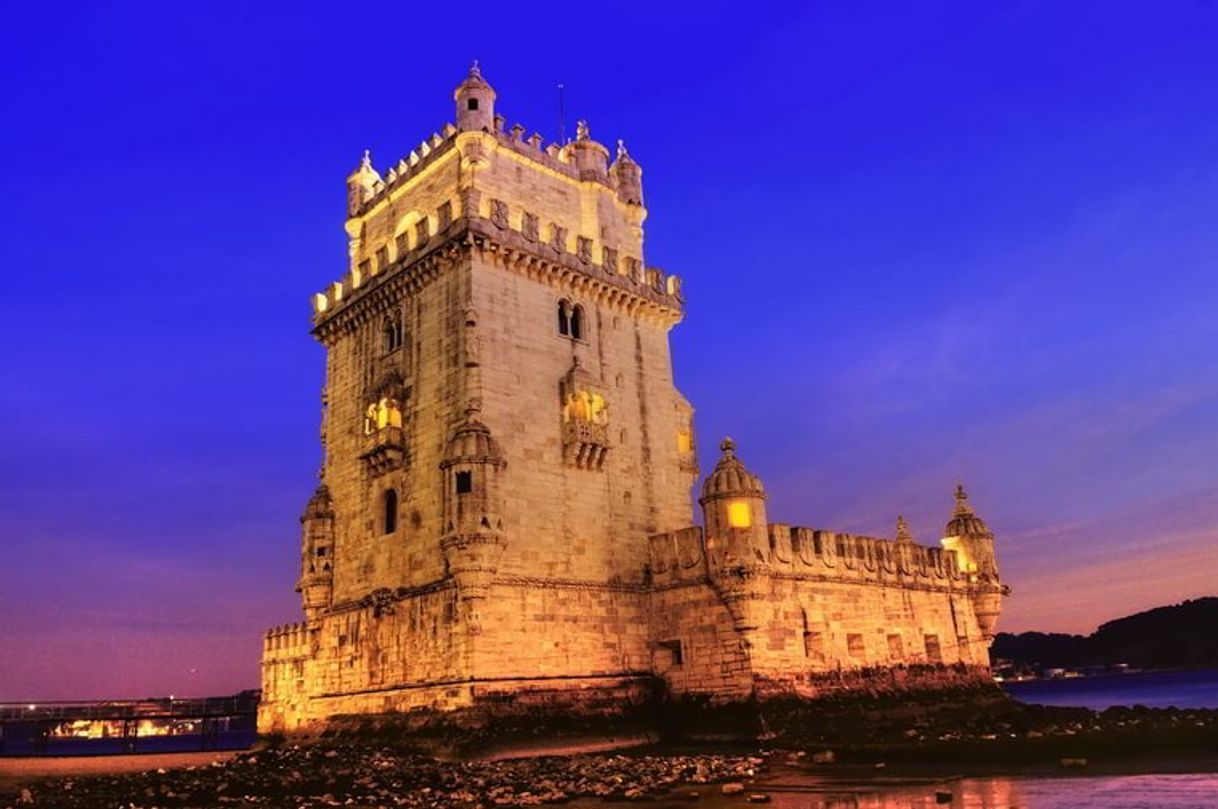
left=360, top=425, right=407, bottom=476
left=562, top=420, right=609, bottom=470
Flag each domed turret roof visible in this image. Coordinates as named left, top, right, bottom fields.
left=454, top=60, right=495, bottom=98
left=442, top=403, right=505, bottom=467
left=301, top=484, right=333, bottom=521
left=701, top=438, right=766, bottom=501
left=945, top=484, right=991, bottom=537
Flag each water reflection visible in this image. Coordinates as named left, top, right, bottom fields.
left=634, top=773, right=1218, bottom=809
left=720, top=778, right=1020, bottom=809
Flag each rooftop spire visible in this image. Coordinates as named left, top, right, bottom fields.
left=896, top=515, right=913, bottom=543
left=719, top=436, right=736, bottom=457
left=953, top=484, right=974, bottom=517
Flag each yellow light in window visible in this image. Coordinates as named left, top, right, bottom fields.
left=677, top=431, right=692, bottom=453
left=727, top=501, right=751, bottom=528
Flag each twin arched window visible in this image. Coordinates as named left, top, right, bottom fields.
left=557, top=300, right=585, bottom=340
left=383, top=316, right=404, bottom=354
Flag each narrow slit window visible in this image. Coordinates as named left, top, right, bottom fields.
left=570, top=305, right=584, bottom=340
left=383, top=489, right=398, bottom=534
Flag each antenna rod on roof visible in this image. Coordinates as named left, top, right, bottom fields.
left=557, top=83, right=566, bottom=145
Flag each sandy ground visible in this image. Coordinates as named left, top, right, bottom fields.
left=0, top=750, right=238, bottom=788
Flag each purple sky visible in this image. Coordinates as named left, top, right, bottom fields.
left=2, top=2, right=1216, bottom=700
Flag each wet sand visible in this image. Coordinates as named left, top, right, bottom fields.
left=0, top=750, right=237, bottom=788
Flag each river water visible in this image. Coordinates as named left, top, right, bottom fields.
left=1003, top=668, right=1218, bottom=710
left=612, top=772, right=1218, bottom=808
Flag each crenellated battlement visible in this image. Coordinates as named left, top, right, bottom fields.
left=319, top=68, right=666, bottom=332
left=347, top=121, right=629, bottom=221
left=648, top=523, right=974, bottom=591
left=311, top=214, right=682, bottom=333
left=263, top=621, right=310, bottom=661
left=766, top=524, right=963, bottom=581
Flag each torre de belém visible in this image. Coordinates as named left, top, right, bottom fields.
left=259, top=65, right=1008, bottom=734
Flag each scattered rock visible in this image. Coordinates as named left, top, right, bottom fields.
left=1060, top=758, right=1088, bottom=768
left=0, top=748, right=758, bottom=809
left=810, top=750, right=835, bottom=765
left=747, top=793, right=771, bottom=803
left=721, top=782, right=745, bottom=795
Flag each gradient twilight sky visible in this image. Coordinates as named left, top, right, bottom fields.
left=2, top=2, right=1217, bottom=701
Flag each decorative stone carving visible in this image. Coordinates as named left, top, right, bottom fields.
left=490, top=199, right=508, bottom=229
left=560, top=357, right=610, bottom=471
left=523, top=212, right=539, bottom=241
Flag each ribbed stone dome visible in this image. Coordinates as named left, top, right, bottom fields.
left=454, top=60, right=494, bottom=97
left=701, top=438, right=765, bottom=501
left=945, top=485, right=991, bottom=537
left=442, top=406, right=505, bottom=467
left=301, top=484, right=333, bottom=521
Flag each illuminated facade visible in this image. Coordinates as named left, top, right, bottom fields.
left=259, top=66, right=1007, bottom=732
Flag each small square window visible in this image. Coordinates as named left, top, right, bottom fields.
left=727, top=501, right=751, bottom=528
left=658, top=639, right=683, bottom=666
left=924, top=634, right=943, bottom=664
left=467, top=98, right=479, bottom=111
left=847, top=633, right=865, bottom=659
left=887, top=633, right=904, bottom=659
left=455, top=471, right=473, bottom=494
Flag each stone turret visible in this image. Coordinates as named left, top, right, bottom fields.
left=942, top=485, right=997, bottom=579
left=297, top=484, right=335, bottom=623
left=440, top=402, right=508, bottom=632
left=700, top=438, right=769, bottom=636
left=454, top=61, right=496, bottom=132
left=700, top=438, right=768, bottom=565
left=346, top=150, right=380, bottom=218
left=941, top=484, right=1005, bottom=641
left=566, top=120, right=610, bottom=181
left=609, top=139, right=643, bottom=206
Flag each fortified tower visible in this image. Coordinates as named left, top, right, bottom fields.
left=260, top=67, right=1007, bottom=734
left=260, top=65, right=696, bottom=731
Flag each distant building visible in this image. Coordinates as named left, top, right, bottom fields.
left=259, top=66, right=1008, bottom=733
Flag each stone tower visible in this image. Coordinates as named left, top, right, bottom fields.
left=260, top=65, right=697, bottom=732
left=260, top=67, right=1006, bottom=734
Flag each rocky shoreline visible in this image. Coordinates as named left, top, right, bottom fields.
left=3, top=700, right=1217, bottom=808
left=1, top=749, right=762, bottom=809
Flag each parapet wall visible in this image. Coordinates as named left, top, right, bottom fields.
left=649, top=524, right=967, bottom=590
left=316, top=122, right=682, bottom=327
left=263, top=622, right=310, bottom=662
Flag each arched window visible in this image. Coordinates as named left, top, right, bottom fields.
left=383, top=489, right=398, bottom=534
left=383, top=317, right=403, bottom=353
left=570, top=305, right=584, bottom=340
left=557, top=300, right=571, bottom=336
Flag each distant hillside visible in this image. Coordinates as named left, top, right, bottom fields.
left=993, top=597, right=1218, bottom=670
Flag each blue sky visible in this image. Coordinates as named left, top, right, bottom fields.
left=1, top=2, right=1216, bottom=699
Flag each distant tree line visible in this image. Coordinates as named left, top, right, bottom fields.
left=993, top=597, right=1218, bottom=670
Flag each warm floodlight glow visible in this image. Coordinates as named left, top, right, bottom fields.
left=727, top=501, right=751, bottom=528
left=942, top=537, right=978, bottom=573
left=677, top=430, right=693, bottom=453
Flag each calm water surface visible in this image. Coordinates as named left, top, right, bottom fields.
left=617, top=773, right=1218, bottom=809
left=1003, top=668, right=1218, bottom=710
